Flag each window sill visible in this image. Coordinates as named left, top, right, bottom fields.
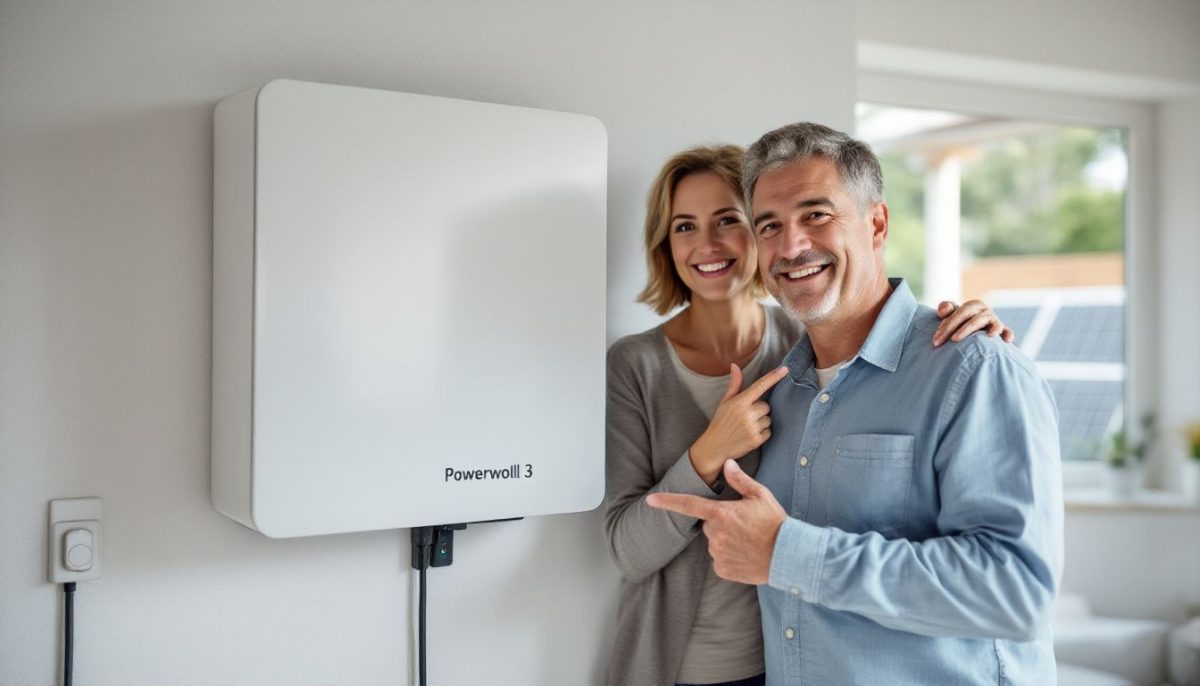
left=1064, top=488, right=1200, bottom=513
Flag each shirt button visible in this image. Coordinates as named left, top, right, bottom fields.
left=799, top=456, right=809, bottom=467
left=785, top=628, right=796, bottom=640
left=818, top=393, right=831, bottom=404
left=790, top=587, right=800, bottom=597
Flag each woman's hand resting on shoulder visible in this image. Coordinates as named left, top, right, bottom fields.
left=933, top=299, right=1015, bottom=347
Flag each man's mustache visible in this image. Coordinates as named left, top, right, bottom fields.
left=768, top=249, right=838, bottom=277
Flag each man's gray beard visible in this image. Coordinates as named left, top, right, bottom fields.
left=776, top=282, right=840, bottom=324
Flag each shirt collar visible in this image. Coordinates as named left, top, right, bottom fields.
left=783, top=277, right=917, bottom=383
left=857, top=278, right=917, bottom=373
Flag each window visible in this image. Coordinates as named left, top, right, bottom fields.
left=857, top=103, right=1129, bottom=464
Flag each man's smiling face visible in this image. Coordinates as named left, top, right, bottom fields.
left=751, top=156, right=888, bottom=324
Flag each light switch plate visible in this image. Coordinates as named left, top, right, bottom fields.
left=48, top=498, right=102, bottom=583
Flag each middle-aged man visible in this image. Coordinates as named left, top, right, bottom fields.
left=649, top=122, right=1063, bottom=684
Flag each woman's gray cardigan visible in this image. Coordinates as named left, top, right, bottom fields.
left=603, top=307, right=801, bottom=686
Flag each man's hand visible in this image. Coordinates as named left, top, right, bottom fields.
left=647, top=459, right=788, bottom=585
left=689, top=365, right=788, bottom=484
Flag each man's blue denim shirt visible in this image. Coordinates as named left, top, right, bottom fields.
left=756, top=279, right=1064, bottom=685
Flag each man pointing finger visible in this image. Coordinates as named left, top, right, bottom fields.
left=647, top=459, right=786, bottom=585
left=657, top=121, right=1062, bottom=685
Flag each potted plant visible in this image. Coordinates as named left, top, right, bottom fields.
left=1182, top=421, right=1200, bottom=504
left=1104, top=414, right=1155, bottom=499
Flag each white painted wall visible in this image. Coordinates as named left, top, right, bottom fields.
left=0, top=1, right=855, bottom=684
left=854, top=0, right=1200, bottom=84
left=1157, top=96, right=1200, bottom=489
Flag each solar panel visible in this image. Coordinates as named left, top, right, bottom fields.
left=1046, top=379, right=1123, bottom=462
left=990, top=306, right=1039, bottom=343
left=1037, top=305, right=1124, bottom=363
left=970, top=291, right=1126, bottom=463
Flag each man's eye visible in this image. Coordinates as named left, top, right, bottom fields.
left=808, top=211, right=831, bottom=221
left=758, top=222, right=780, bottom=235
left=673, top=222, right=694, bottom=233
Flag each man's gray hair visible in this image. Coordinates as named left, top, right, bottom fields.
left=742, top=122, right=884, bottom=212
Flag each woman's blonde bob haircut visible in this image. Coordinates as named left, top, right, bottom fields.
left=636, top=145, right=766, bottom=315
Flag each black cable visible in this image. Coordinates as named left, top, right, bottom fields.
left=63, top=582, right=76, bottom=686
left=418, top=562, right=427, bottom=686
left=411, top=528, right=433, bottom=686
left=410, top=522, right=515, bottom=684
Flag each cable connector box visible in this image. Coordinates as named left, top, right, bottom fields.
left=411, top=524, right=467, bottom=570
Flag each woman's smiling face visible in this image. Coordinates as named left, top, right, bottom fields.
left=667, top=172, right=757, bottom=305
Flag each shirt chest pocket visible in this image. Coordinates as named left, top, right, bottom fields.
left=826, top=433, right=914, bottom=538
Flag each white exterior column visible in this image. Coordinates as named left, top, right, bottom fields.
left=923, top=150, right=962, bottom=304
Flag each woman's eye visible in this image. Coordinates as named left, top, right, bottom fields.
left=673, top=222, right=694, bottom=233
left=717, top=216, right=742, bottom=227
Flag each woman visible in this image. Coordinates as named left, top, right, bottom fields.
left=604, top=145, right=1011, bottom=686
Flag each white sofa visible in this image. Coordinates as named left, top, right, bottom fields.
left=1054, top=593, right=1174, bottom=686
left=1058, top=663, right=1140, bottom=686
left=1168, top=618, right=1200, bottom=686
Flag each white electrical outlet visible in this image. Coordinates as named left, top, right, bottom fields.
left=48, top=498, right=102, bottom=583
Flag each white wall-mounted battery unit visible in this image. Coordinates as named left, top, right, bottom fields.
left=212, top=80, right=607, bottom=538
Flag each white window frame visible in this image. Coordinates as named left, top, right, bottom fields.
left=856, top=71, right=1158, bottom=490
